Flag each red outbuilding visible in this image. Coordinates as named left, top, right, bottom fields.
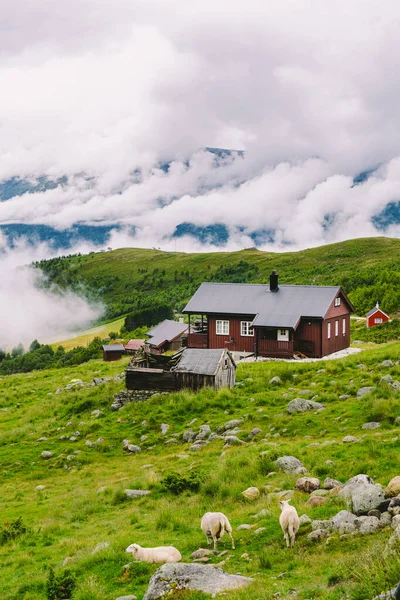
left=366, top=303, right=389, bottom=328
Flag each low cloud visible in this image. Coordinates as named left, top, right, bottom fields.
left=0, top=238, right=103, bottom=349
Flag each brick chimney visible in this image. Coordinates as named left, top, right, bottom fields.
left=270, top=270, right=279, bottom=292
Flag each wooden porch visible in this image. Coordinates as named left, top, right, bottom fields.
left=187, top=332, right=208, bottom=348
left=257, top=339, right=294, bottom=358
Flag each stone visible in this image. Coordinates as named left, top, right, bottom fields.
left=91, top=409, right=102, bottom=417
left=248, top=428, right=262, bottom=440
left=307, top=529, right=328, bottom=541
left=388, top=495, right=400, bottom=516
left=323, top=477, right=342, bottom=490
left=275, top=455, right=306, bottom=475
left=41, top=451, right=53, bottom=459
left=380, top=374, right=393, bottom=384
left=183, top=429, right=196, bottom=442
left=223, top=436, right=245, bottom=446
left=85, top=440, right=95, bottom=448
left=311, top=520, right=331, bottom=531
left=380, top=360, right=394, bottom=367
left=115, top=596, right=137, bottom=600
left=242, top=487, right=259, bottom=500
left=299, top=514, right=312, bottom=526
left=36, top=437, right=48, bottom=442
left=362, top=422, right=381, bottom=430
left=310, top=489, right=330, bottom=497
left=124, top=489, right=151, bottom=499
left=195, top=425, right=211, bottom=440
left=342, top=436, right=360, bottom=443
left=252, top=509, right=271, bottom=519
left=392, top=380, right=400, bottom=391
left=208, top=433, right=223, bottom=442
left=331, top=510, right=358, bottom=532
left=223, top=419, right=243, bottom=431
left=357, top=386, right=375, bottom=398
left=125, top=444, right=141, bottom=453
left=161, top=423, right=169, bottom=435
left=191, top=549, right=216, bottom=559
left=306, top=496, right=327, bottom=508
left=298, top=389, right=312, bottom=395
left=254, top=527, right=266, bottom=535
left=355, top=515, right=381, bottom=534
left=386, top=477, right=400, bottom=497
left=35, top=485, right=46, bottom=491
left=92, top=542, right=110, bottom=554
left=380, top=512, right=392, bottom=527
left=339, top=394, right=350, bottom=400
left=372, top=582, right=400, bottom=600
left=237, top=524, right=252, bottom=530
left=142, top=563, right=252, bottom=600
left=356, top=363, right=366, bottom=369
left=340, top=476, right=386, bottom=515
left=296, top=477, right=320, bottom=493
left=269, top=376, right=282, bottom=385
left=287, top=398, right=324, bottom=414
left=368, top=509, right=381, bottom=518
left=391, top=515, right=400, bottom=529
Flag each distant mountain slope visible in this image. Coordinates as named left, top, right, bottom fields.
left=36, top=237, right=400, bottom=321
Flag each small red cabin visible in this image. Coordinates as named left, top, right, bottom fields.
left=366, top=303, right=389, bottom=328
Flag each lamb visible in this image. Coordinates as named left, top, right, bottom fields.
left=126, top=543, right=182, bottom=563
left=279, top=500, right=300, bottom=548
left=200, top=511, right=235, bottom=550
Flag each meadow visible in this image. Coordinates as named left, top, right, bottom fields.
left=0, top=344, right=399, bottom=600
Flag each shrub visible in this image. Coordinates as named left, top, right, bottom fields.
left=161, top=471, right=203, bottom=495
left=46, top=567, right=76, bottom=600
left=0, top=516, right=30, bottom=545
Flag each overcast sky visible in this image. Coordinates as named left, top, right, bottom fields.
left=1, top=0, right=400, bottom=345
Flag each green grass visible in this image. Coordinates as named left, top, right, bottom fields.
left=50, top=317, right=126, bottom=350
left=36, top=237, right=400, bottom=322
left=1, top=344, right=400, bottom=599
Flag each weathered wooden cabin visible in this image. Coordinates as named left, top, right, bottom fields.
left=124, top=339, right=145, bottom=354
left=125, top=348, right=236, bottom=391
left=183, top=271, right=354, bottom=358
left=102, top=344, right=125, bottom=361
left=366, top=302, right=389, bottom=328
left=145, top=319, right=188, bottom=354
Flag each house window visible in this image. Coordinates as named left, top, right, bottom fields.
left=334, top=297, right=341, bottom=307
left=335, top=320, right=339, bottom=336
left=374, top=317, right=383, bottom=324
left=216, top=320, right=229, bottom=335
left=327, top=322, right=331, bottom=339
left=277, top=329, right=289, bottom=342
left=342, top=318, right=346, bottom=335
left=241, top=321, right=254, bottom=336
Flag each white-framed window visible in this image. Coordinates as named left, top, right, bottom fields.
left=334, top=297, right=341, bottom=307
left=277, top=329, right=289, bottom=342
left=216, top=320, right=229, bottom=335
left=327, top=322, right=331, bottom=339
left=241, top=321, right=254, bottom=336
left=335, top=320, right=339, bottom=336
left=342, top=318, right=346, bottom=335
left=374, top=317, right=383, bottom=324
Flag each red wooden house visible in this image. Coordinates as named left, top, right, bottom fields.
left=366, top=303, right=389, bottom=328
left=183, top=271, right=354, bottom=358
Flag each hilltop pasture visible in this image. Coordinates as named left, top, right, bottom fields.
left=1, top=343, right=400, bottom=599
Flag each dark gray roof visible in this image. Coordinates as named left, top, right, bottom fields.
left=173, top=348, right=234, bottom=375
left=183, top=282, right=342, bottom=329
left=146, top=319, right=188, bottom=347
left=102, top=344, right=124, bottom=351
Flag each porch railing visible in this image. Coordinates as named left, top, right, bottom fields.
left=258, top=339, right=294, bottom=356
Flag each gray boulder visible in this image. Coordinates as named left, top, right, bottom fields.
left=357, top=386, right=375, bottom=398
left=372, top=580, right=400, bottom=599
left=287, top=398, right=324, bottom=414
left=269, top=376, right=282, bottom=385
left=331, top=510, right=358, bottom=532
left=196, top=425, right=211, bottom=440
left=182, top=429, right=196, bottom=442
left=161, top=423, right=169, bottom=435
left=124, top=489, right=151, bottom=499
left=223, top=436, right=245, bottom=446
left=142, top=563, right=252, bottom=600
left=223, top=419, right=243, bottom=431
left=324, top=477, right=342, bottom=490
left=248, top=427, right=262, bottom=440
left=340, top=476, right=386, bottom=515
left=275, top=455, right=306, bottom=475
left=296, top=477, right=320, bottom=493
left=342, top=436, right=360, bottom=443
left=362, top=422, right=381, bottom=430
left=41, top=451, right=53, bottom=459
left=307, top=529, right=328, bottom=541
left=381, top=374, right=393, bottom=384
left=388, top=495, right=400, bottom=516
left=380, top=360, right=394, bottom=368
left=355, top=515, right=381, bottom=534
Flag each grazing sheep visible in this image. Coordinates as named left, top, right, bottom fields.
left=200, top=512, right=235, bottom=550
left=126, top=543, right=182, bottom=563
left=279, top=500, right=300, bottom=548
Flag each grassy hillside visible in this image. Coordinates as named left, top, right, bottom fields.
left=1, top=345, right=400, bottom=599
left=36, top=237, right=400, bottom=322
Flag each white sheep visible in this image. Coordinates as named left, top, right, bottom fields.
left=200, top=511, right=235, bottom=550
left=279, top=500, right=300, bottom=548
left=126, top=543, right=182, bottom=563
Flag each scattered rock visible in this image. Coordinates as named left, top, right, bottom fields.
left=380, top=360, right=394, bottom=367
left=296, top=477, right=320, bottom=493
left=342, top=436, right=360, bottom=443
left=307, top=529, right=328, bottom=541
left=391, top=515, right=400, bottom=530
left=92, top=542, right=110, bottom=554
left=91, top=409, right=102, bottom=418
left=237, top=524, right=252, bottom=530
left=161, top=423, right=170, bottom=435
left=254, top=527, right=266, bottom=535
left=340, top=475, right=386, bottom=515
left=252, top=509, right=271, bottom=519
left=115, top=595, right=137, bottom=600
left=125, top=444, right=141, bottom=453
left=306, top=496, right=328, bottom=508
left=248, top=428, right=262, bottom=440
left=324, top=477, right=342, bottom=490
left=388, top=495, right=400, bottom=516
left=142, top=563, right=252, bottom=600
left=223, top=436, right=245, bottom=446
left=356, top=515, right=381, bottom=535
left=368, top=509, right=381, bottom=519
left=357, top=386, right=375, bottom=398
left=380, top=374, right=393, bottom=384
left=386, top=477, right=400, bottom=497
left=380, top=512, right=392, bottom=527
left=299, top=514, right=312, bottom=526
left=191, top=549, right=216, bottom=559
left=183, top=430, right=196, bottom=442
left=223, top=419, right=243, bottom=431
left=242, top=487, right=259, bottom=500
left=339, top=394, right=350, bottom=400
left=311, top=519, right=331, bottom=531
left=35, top=485, right=46, bottom=491
left=269, top=376, right=282, bottom=385
left=124, top=489, right=151, bottom=499
left=41, top=451, right=53, bottom=459
left=362, top=422, right=381, bottom=430
left=287, top=398, right=324, bottom=414
left=196, top=425, right=211, bottom=440
left=275, top=456, right=306, bottom=475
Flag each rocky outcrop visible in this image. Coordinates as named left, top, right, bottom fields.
left=287, top=398, right=324, bottom=414
left=142, top=563, right=252, bottom=600
left=339, top=474, right=386, bottom=515
left=275, top=455, right=306, bottom=475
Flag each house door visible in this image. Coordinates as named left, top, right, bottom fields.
left=277, top=329, right=289, bottom=342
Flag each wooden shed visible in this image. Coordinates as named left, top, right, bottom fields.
left=366, top=302, right=389, bottom=328
left=102, top=344, right=124, bottom=361
left=146, top=319, right=188, bottom=354
left=124, top=339, right=145, bottom=354
left=125, top=348, right=236, bottom=392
